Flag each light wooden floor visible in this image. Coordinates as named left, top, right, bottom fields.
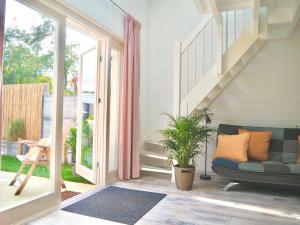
left=29, top=173, right=300, bottom=225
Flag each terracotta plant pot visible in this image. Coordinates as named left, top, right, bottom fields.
left=174, top=165, right=195, bottom=190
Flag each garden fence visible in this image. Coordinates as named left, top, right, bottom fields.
left=1, top=83, right=48, bottom=140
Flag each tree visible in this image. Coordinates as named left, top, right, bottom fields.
left=3, top=16, right=79, bottom=92
left=64, top=42, right=79, bottom=89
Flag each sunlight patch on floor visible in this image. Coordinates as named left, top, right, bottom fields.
left=193, top=195, right=300, bottom=221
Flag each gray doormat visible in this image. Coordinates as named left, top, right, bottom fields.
left=62, top=186, right=166, bottom=225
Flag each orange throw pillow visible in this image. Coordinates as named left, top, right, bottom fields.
left=213, top=133, right=250, bottom=162
left=238, top=129, right=272, bottom=161
left=297, top=136, right=300, bottom=164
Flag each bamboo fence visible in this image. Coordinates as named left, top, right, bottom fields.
left=1, top=83, right=48, bottom=140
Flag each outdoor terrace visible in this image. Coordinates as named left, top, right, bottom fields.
left=0, top=170, right=95, bottom=211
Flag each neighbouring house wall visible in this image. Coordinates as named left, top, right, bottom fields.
left=197, top=38, right=300, bottom=173
left=147, top=0, right=202, bottom=138
left=42, top=96, right=77, bottom=138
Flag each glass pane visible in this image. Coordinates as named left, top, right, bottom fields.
left=1, top=0, right=55, bottom=210
left=109, top=49, right=120, bottom=172
left=80, top=48, right=96, bottom=169
left=64, top=25, right=97, bottom=184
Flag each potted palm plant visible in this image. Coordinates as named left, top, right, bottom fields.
left=161, top=109, right=214, bottom=190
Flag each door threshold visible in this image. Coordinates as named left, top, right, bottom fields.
left=60, top=185, right=107, bottom=209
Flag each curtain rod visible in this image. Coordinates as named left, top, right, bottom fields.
left=109, top=0, right=128, bottom=16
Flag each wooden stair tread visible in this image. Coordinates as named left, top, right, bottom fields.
left=141, top=150, right=168, bottom=160
left=141, top=165, right=172, bottom=174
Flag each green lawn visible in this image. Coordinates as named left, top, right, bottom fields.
left=1, top=155, right=91, bottom=184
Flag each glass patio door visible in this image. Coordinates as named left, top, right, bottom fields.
left=76, top=45, right=100, bottom=184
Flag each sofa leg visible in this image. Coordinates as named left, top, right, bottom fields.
left=222, top=182, right=239, bottom=191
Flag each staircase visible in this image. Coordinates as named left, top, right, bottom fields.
left=141, top=141, right=172, bottom=177
left=141, top=0, right=300, bottom=177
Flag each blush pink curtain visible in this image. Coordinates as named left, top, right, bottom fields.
left=0, top=0, right=6, bottom=168
left=118, top=15, right=141, bottom=180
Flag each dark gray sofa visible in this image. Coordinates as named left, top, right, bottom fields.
left=212, top=124, right=300, bottom=190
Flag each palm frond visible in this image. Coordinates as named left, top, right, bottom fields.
left=160, top=109, right=216, bottom=168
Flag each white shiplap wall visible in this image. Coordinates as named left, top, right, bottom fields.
left=148, top=0, right=202, bottom=138
left=210, top=39, right=300, bottom=128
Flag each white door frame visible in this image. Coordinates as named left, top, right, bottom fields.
left=106, top=41, right=123, bottom=179
left=2, top=0, right=117, bottom=223
left=72, top=26, right=110, bottom=186
left=97, top=38, right=110, bottom=185
left=35, top=0, right=119, bottom=187
left=1, top=0, right=65, bottom=224
left=76, top=46, right=98, bottom=184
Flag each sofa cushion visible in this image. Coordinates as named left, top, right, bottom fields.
left=238, top=161, right=264, bottom=172
left=213, top=159, right=300, bottom=175
left=238, top=129, right=272, bottom=161
left=287, top=163, right=300, bottom=174
left=281, top=140, right=299, bottom=163
left=218, top=125, right=300, bottom=163
left=213, top=133, right=250, bottom=162
left=212, top=158, right=239, bottom=170
left=282, top=129, right=300, bottom=163
left=262, top=161, right=290, bottom=173
left=238, top=161, right=291, bottom=173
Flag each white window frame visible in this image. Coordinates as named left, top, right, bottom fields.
left=52, top=2, right=117, bottom=187
left=107, top=40, right=123, bottom=182
left=1, top=0, right=120, bottom=223
left=1, top=0, right=65, bottom=224
left=66, top=15, right=111, bottom=187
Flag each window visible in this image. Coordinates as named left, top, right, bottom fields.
left=0, top=0, right=65, bottom=222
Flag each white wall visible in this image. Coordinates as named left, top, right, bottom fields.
left=147, top=0, right=202, bottom=138
left=197, top=38, right=300, bottom=173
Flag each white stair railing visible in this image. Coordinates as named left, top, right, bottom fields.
left=179, top=15, right=216, bottom=102
left=222, top=8, right=252, bottom=52
left=173, top=8, right=253, bottom=116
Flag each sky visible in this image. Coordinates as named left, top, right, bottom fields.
left=5, top=0, right=97, bottom=90
left=6, top=0, right=96, bottom=53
